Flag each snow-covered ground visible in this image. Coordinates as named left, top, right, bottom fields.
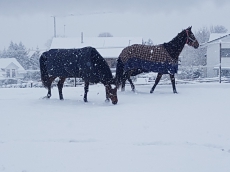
left=0, top=83, right=230, bottom=172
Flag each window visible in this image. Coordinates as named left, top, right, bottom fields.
left=221, top=48, right=230, bottom=58
left=6, top=69, right=10, bottom=77
left=12, top=69, right=16, bottom=78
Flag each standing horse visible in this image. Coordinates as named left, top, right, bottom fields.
left=39, top=47, right=118, bottom=104
left=115, top=26, right=199, bottom=93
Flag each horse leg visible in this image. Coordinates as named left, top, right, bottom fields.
left=84, top=81, right=89, bottom=102
left=45, top=77, right=55, bottom=99
left=121, top=72, right=130, bottom=92
left=128, top=77, right=135, bottom=92
left=150, top=73, right=163, bottom=93
left=121, top=79, right=126, bottom=91
left=121, top=74, right=127, bottom=92
left=170, top=74, right=177, bottom=93
left=57, top=77, right=66, bottom=100
left=47, top=86, right=52, bottom=98
left=105, top=85, right=110, bottom=102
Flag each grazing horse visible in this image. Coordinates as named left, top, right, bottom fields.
left=115, top=26, right=199, bottom=93
left=39, top=47, right=118, bottom=104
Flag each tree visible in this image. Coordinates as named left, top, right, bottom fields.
left=180, top=27, right=209, bottom=67
left=45, top=37, right=53, bottom=49
left=2, top=41, right=29, bottom=69
left=210, top=25, right=228, bottom=33
left=15, top=42, right=29, bottom=69
left=28, top=47, right=40, bottom=70
left=181, top=25, right=228, bottom=67
left=144, top=38, right=154, bottom=45
left=98, top=32, right=113, bottom=37
left=0, top=49, right=7, bottom=58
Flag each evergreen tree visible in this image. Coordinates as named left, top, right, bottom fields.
left=16, top=42, right=29, bottom=69
left=5, top=41, right=29, bottom=69
left=0, top=49, right=7, bottom=58
left=28, top=47, right=40, bottom=70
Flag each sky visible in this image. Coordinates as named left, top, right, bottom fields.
left=1, top=0, right=230, bottom=51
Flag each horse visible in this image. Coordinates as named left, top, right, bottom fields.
left=39, top=47, right=118, bottom=104
left=115, top=26, right=199, bottom=93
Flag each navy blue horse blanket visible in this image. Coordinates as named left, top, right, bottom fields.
left=119, top=44, right=178, bottom=74
left=41, top=47, right=113, bottom=83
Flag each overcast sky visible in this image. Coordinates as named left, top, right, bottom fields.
left=1, top=0, right=230, bottom=51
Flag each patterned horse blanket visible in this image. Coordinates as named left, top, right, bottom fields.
left=42, top=47, right=112, bottom=83
left=119, top=44, right=178, bottom=74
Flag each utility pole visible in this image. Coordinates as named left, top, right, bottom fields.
left=64, top=25, right=66, bottom=37
left=51, top=16, right=56, bottom=37
left=219, top=42, right=222, bottom=83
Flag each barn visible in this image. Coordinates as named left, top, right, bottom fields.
left=206, top=33, right=230, bottom=78
left=50, top=36, right=143, bottom=72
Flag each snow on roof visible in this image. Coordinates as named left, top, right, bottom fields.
left=27, top=51, right=36, bottom=58
left=97, top=48, right=124, bottom=58
left=27, top=50, right=47, bottom=58
left=208, top=33, right=230, bottom=43
left=50, top=37, right=143, bottom=49
left=0, top=58, right=26, bottom=71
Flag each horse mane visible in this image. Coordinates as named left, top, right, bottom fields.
left=90, top=48, right=115, bottom=85
left=163, top=29, right=187, bottom=59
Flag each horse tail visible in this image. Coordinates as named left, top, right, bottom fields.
left=39, top=54, right=50, bottom=88
left=115, top=58, right=124, bottom=88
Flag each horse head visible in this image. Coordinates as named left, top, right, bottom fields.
left=106, top=84, right=118, bottom=105
left=185, top=26, right=199, bottom=49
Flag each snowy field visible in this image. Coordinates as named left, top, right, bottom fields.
left=0, top=83, right=230, bottom=172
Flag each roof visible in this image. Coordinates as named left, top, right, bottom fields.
left=97, top=48, right=124, bottom=58
left=27, top=51, right=36, bottom=58
left=208, top=33, right=230, bottom=44
left=50, top=37, right=143, bottom=49
left=0, top=58, right=26, bottom=71
left=27, top=50, right=46, bottom=58
left=50, top=37, right=143, bottom=57
left=199, top=33, right=230, bottom=48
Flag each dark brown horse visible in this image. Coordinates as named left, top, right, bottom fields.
left=115, top=26, right=199, bottom=93
left=39, top=47, right=118, bottom=104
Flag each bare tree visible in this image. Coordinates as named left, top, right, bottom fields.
left=98, top=32, right=113, bottom=37
left=144, top=38, right=154, bottom=45
left=181, top=27, right=209, bottom=67
left=45, top=37, right=53, bottom=49
left=210, top=25, right=228, bottom=33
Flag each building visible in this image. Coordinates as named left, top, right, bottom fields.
left=206, top=33, right=230, bottom=77
left=50, top=36, right=143, bottom=70
left=0, top=58, right=26, bottom=85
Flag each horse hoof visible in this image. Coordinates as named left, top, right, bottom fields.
left=84, top=99, right=88, bottom=102
left=150, top=90, right=153, bottom=94
left=43, top=96, right=50, bottom=99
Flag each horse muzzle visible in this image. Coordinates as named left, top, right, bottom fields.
left=112, top=100, right=118, bottom=105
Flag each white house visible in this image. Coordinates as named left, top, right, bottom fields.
left=206, top=33, right=230, bottom=77
left=50, top=36, right=143, bottom=69
left=0, top=58, right=26, bottom=84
